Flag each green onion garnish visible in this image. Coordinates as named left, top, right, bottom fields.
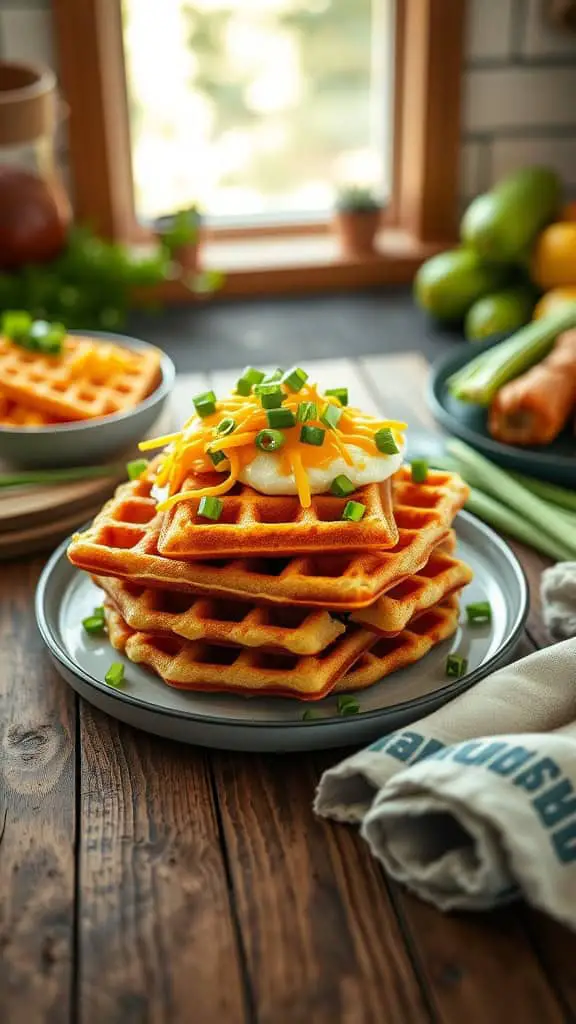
left=446, top=654, right=468, bottom=678
left=82, top=615, right=106, bottom=635
left=236, top=366, right=265, bottom=395
left=255, top=384, right=284, bottom=409
left=302, top=709, right=320, bottom=721
left=93, top=605, right=104, bottom=616
left=105, top=662, right=125, bottom=688
left=282, top=366, right=308, bottom=392
left=198, top=495, right=224, bottom=520
left=300, top=425, right=325, bottom=446
left=320, top=403, right=342, bottom=430
left=342, top=500, right=366, bottom=522
left=29, top=320, right=65, bottom=355
left=267, top=407, right=296, bottom=429
left=466, top=601, right=492, bottom=625
left=216, top=417, right=236, bottom=436
left=260, top=368, right=285, bottom=384
left=330, top=474, right=356, bottom=498
left=336, top=694, right=360, bottom=716
left=325, top=387, right=348, bottom=406
left=375, top=428, right=400, bottom=455
left=411, top=459, right=428, bottom=483
left=2, top=310, right=32, bottom=343
left=208, top=448, right=228, bottom=467
left=255, top=428, right=285, bottom=451
left=193, top=390, right=217, bottom=418
left=126, top=458, right=148, bottom=481
left=297, top=401, right=317, bottom=422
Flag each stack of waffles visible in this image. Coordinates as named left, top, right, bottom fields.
left=0, top=333, right=161, bottom=426
left=68, top=464, right=473, bottom=702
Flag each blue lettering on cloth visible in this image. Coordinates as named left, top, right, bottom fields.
left=533, top=779, right=576, bottom=829
left=489, top=746, right=536, bottom=776
left=514, top=758, right=561, bottom=793
left=552, top=819, right=576, bottom=864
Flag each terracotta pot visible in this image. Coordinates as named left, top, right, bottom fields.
left=333, top=208, right=381, bottom=256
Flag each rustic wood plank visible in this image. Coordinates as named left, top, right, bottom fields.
left=389, top=889, right=567, bottom=1024
left=212, top=751, right=433, bottom=1024
left=523, top=909, right=576, bottom=1016
left=77, top=705, right=248, bottom=1024
left=504, top=541, right=553, bottom=650
left=0, top=558, right=76, bottom=1024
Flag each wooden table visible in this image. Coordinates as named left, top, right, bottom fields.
left=2, top=353, right=576, bottom=1024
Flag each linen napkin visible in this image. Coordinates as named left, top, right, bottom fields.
left=314, top=639, right=576, bottom=926
left=541, top=562, right=576, bottom=639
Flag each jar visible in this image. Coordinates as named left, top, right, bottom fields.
left=0, top=60, right=71, bottom=270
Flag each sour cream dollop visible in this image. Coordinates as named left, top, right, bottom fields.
left=237, top=443, right=405, bottom=496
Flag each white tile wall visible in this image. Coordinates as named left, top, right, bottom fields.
left=0, top=0, right=575, bottom=206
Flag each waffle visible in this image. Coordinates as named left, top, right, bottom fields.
left=351, top=538, right=473, bottom=636
left=103, top=601, right=376, bottom=700
left=68, top=467, right=469, bottom=610
left=158, top=477, right=398, bottom=558
left=0, top=335, right=162, bottom=421
left=336, top=597, right=461, bottom=692
left=0, top=392, right=63, bottom=426
left=95, top=574, right=345, bottom=656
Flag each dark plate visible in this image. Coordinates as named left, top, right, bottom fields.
left=428, top=334, right=576, bottom=486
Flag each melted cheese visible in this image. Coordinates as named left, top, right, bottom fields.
left=239, top=444, right=405, bottom=496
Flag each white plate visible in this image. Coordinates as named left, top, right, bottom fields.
left=36, top=512, right=528, bottom=752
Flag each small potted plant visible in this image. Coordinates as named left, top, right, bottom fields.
left=154, top=205, right=203, bottom=273
left=333, top=186, right=383, bottom=257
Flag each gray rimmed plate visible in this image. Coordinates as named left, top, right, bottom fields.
left=36, top=512, right=528, bottom=752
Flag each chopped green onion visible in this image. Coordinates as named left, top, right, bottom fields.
left=93, top=605, right=104, bottom=617
left=260, top=368, right=285, bottom=384
left=126, top=458, right=148, bottom=481
left=82, top=613, right=106, bottom=635
left=300, top=425, right=325, bottom=446
left=105, top=662, right=125, bottom=688
left=297, top=401, right=317, bottom=422
left=208, top=448, right=228, bottom=467
left=29, top=320, right=65, bottom=355
left=466, top=600, right=492, bottom=625
left=337, top=694, right=360, bottom=716
left=330, top=474, right=356, bottom=498
left=255, top=384, right=284, bottom=409
left=255, top=428, right=285, bottom=451
left=193, top=390, right=217, bottom=418
left=411, top=458, right=428, bottom=483
left=236, top=366, right=265, bottom=395
left=266, top=407, right=296, bottom=429
left=320, top=403, right=342, bottom=430
left=302, top=709, right=320, bottom=721
left=342, top=500, right=366, bottom=522
left=216, top=417, right=236, bottom=436
left=446, top=654, right=468, bottom=679
left=2, top=309, right=32, bottom=342
left=375, top=427, right=400, bottom=455
left=198, top=495, right=224, bottom=521
left=325, top=387, right=348, bottom=406
left=282, top=366, right=308, bottom=392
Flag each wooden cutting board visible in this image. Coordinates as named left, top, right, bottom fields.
left=0, top=404, right=172, bottom=554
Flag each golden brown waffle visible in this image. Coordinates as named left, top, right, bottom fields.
left=336, top=597, right=461, bottom=692
left=103, top=601, right=376, bottom=699
left=0, top=335, right=162, bottom=421
left=351, top=538, right=472, bottom=636
left=96, top=574, right=345, bottom=655
left=68, top=467, right=469, bottom=610
left=0, top=391, right=63, bottom=426
left=158, top=476, right=398, bottom=558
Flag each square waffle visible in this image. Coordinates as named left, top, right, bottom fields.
left=350, top=535, right=473, bottom=636
left=0, top=392, right=63, bottom=426
left=0, top=335, right=162, bottom=421
left=336, top=596, right=461, bottom=692
left=95, top=574, right=346, bottom=656
left=67, top=467, right=469, bottom=610
left=103, top=601, right=376, bottom=700
left=157, top=476, right=398, bottom=558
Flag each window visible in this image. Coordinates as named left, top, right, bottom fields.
left=53, top=0, right=465, bottom=296
left=122, top=0, right=394, bottom=228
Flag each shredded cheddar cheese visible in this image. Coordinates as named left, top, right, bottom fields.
left=140, top=375, right=407, bottom=511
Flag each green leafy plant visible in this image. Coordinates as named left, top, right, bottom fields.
left=335, top=186, right=382, bottom=214
left=154, top=206, right=202, bottom=254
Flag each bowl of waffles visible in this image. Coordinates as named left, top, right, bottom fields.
left=0, top=315, right=175, bottom=468
left=66, top=365, right=475, bottom=708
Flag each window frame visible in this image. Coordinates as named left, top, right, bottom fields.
left=52, top=0, right=465, bottom=298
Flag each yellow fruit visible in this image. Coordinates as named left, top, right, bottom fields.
left=531, top=222, right=576, bottom=289
left=533, top=286, right=576, bottom=319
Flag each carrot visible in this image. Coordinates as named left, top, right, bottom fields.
left=489, top=329, right=576, bottom=445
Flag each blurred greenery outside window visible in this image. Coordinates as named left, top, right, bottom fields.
left=122, top=0, right=394, bottom=228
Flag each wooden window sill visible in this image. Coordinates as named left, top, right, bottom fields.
left=134, top=228, right=442, bottom=304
